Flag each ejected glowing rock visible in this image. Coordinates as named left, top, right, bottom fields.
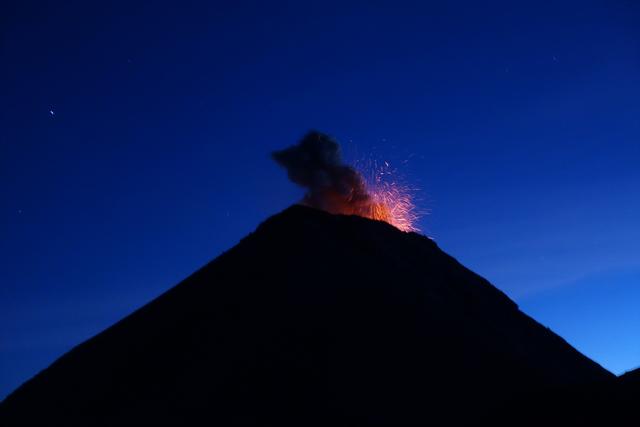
left=272, top=131, right=420, bottom=232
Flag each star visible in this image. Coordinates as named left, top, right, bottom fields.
left=49, top=110, right=55, bottom=117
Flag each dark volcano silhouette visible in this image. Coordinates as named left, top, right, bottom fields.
left=0, top=206, right=629, bottom=425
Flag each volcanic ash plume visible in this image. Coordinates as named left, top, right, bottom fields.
left=273, top=131, right=419, bottom=232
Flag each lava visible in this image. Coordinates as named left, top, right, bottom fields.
left=273, top=131, right=421, bottom=233
left=358, top=160, right=420, bottom=233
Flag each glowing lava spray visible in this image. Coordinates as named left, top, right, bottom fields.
left=273, top=131, right=420, bottom=232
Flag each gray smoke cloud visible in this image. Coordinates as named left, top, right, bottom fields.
left=272, top=131, right=372, bottom=216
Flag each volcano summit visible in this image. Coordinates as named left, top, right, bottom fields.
left=0, top=206, right=628, bottom=425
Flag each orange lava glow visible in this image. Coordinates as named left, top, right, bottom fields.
left=359, top=161, right=420, bottom=233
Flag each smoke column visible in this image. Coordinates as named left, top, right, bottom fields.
left=272, top=131, right=372, bottom=216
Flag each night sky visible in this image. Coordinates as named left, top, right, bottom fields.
left=2, top=1, right=639, bottom=399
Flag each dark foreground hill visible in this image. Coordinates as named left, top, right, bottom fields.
left=0, top=205, right=629, bottom=425
left=620, top=367, right=640, bottom=382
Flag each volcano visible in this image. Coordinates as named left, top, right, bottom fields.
left=0, top=206, right=629, bottom=425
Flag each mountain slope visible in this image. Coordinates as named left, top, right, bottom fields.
left=0, top=205, right=614, bottom=425
left=620, top=367, right=640, bottom=383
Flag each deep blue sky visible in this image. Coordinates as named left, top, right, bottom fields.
left=1, top=1, right=639, bottom=399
